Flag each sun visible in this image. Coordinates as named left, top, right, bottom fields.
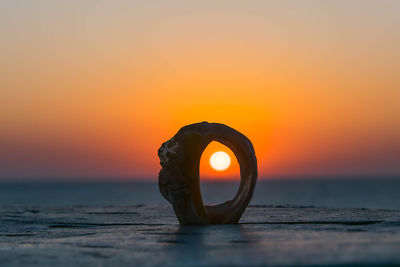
left=209, top=151, right=231, bottom=171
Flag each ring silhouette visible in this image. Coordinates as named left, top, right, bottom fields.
left=158, top=122, right=258, bottom=225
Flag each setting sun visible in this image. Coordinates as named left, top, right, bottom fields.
left=209, top=151, right=231, bottom=171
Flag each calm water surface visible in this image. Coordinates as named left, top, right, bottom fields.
left=0, top=178, right=399, bottom=210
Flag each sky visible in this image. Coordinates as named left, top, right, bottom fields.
left=0, top=0, right=399, bottom=180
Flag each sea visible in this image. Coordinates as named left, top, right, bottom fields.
left=2, top=177, right=400, bottom=266
left=1, top=177, right=399, bottom=210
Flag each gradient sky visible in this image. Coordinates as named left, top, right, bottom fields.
left=1, top=0, right=399, bottom=180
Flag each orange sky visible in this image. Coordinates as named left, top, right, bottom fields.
left=0, top=1, right=399, bottom=179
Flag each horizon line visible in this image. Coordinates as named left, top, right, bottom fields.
left=0, top=173, right=399, bottom=183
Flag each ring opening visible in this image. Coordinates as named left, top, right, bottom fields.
left=199, top=141, right=240, bottom=206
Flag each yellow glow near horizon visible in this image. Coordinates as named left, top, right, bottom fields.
left=210, top=151, right=231, bottom=171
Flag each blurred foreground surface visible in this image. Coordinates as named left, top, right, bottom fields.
left=1, top=204, right=400, bottom=266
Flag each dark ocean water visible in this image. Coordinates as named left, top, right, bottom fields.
left=0, top=178, right=399, bottom=210
left=2, top=177, right=400, bottom=266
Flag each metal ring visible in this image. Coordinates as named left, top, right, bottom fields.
left=158, top=122, right=258, bottom=225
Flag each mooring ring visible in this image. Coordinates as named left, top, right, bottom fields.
left=158, top=122, right=258, bottom=225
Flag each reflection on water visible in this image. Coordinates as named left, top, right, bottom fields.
left=159, top=225, right=259, bottom=266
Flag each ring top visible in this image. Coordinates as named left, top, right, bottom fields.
left=158, top=122, right=258, bottom=225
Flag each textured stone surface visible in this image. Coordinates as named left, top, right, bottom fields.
left=158, top=122, right=258, bottom=225
left=1, top=205, right=400, bottom=266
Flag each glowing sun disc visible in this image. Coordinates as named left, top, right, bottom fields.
left=209, top=151, right=231, bottom=171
